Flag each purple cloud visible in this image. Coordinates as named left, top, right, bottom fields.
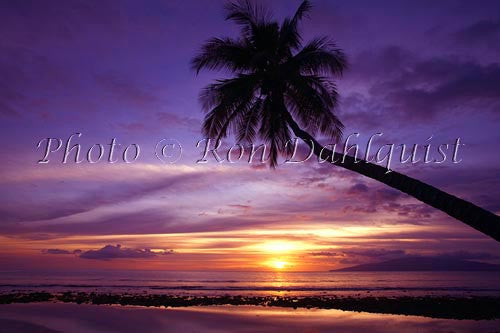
left=42, top=249, right=72, bottom=255
left=452, top=19, right=500, bottom=46
left=79, top=244, right=173, bottom=260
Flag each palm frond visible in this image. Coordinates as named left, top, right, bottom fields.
left=200, top=74, right=260, bottom=139
left=236, top=97, right=263, bottom=143
left=225, top=0, right=272, bottom=37
left=286, top=74, right=343, bottom=140
left=289, top=37, right=347, bottom=76
left=258, top=96, right=293, bottom=167
left=192, top=1, right=348, bottom=168
left=278, top=0, right=312, bottom=52
left=191, top=37, right=255, bottom=74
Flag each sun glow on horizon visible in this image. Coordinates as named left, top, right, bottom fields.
left=258, top=240, right=309, bottom=254
left=257, top=241, right=301, bottom=270
left=270, top=260, right=288, bottom=270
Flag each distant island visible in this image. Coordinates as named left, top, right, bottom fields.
left=332, top=257, right=500, bottom=272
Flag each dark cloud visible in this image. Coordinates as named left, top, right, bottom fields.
left=310, top=248, right=407, bottom=264
left=347, top=46, right=415, bottom=83
left=409, top=166, right=500, bottom=212
left=42, top=248, right=82, bottom=255
left=342, top=46, right=500, bottom=127
left=437, top=250, right=499, bottom=261
left=79, top=244, right=173, bottom=260
left=42, top=248, right=71, bottom=255
left=308, top=238, right=500, bottom=267
left=343, top=180, right=431, bottom=220
left=452, top=19, right=500, bottom=46
left=309, top=248, right=409, bottom=265
left=347, top=183, right=369, bottom=194
left=228, top=204, right=252, bottom=212
left=375, top=188, right=402, bottom=201
left=345, top=248, right=407, bottom=259
left=309, top=251, right=339, bottom=257
left=384, top=60, right=500, bottom=118
left=326, top=248, right=500, bottom=266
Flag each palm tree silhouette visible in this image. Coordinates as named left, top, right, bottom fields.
left=191, top=0, right=500, bottom=242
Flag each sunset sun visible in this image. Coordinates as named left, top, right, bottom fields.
left=271, top=260, right=288, bottom=270
left=258, top=241, right=300, bottom=270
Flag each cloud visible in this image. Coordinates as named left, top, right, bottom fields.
left=42, top=248, right=82, bottom=255
left=342, top=46, right=500, bottom=128
left=409, top=165, right=500, bottom=213
left=79, top=244, right=173, bottom=260
left=309, top=251, right=339, bottom=257
left=310, top=248, right=406, bottom=261
left=156, top=112, right=200, bottom=129
left=452, top=19, right=500, bottom=46
left=347, top=183, right=369, bottom=194
left=0, top=164, right=206, bottom=224
left=342, top=181, right=431, bottom=220
left=436, top=250, right=500, bottom=261
left=94, top=72, right=163, bottom=110
left=345, top=248, right=407, bottom=259
left=309, top=248, right=410, bottom=266
left=4, top=209, right=178, bottom=237
left=0, top=45, right=69, bottom=118
left=42, top=249, right=72, bottom=255
left=384, top=59, right=500, bottom=117
left=318, top=247, right=500, bottom=267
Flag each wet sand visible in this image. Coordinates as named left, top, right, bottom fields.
left=0, top=302, right=499, bottom=333
left=2, top=292, right=500, bottom=320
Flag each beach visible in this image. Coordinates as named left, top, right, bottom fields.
left=1, top=270, right=500, bottom=324
left=1, top=302, right=499, bottom=333
left=2, top=292, right=500, bottom=320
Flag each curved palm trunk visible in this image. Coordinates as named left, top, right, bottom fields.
left=286, top=116, right=500, bottom=242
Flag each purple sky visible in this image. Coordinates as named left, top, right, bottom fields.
left=1, top=0, right=499, bottom=271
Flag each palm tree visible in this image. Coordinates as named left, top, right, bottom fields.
left=191, top=0, right=500, bottom=242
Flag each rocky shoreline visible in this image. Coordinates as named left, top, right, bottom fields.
left=1, top=292, right=499, bottom=320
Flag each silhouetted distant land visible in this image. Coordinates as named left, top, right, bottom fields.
left=332, top=257, right=500, bottom=272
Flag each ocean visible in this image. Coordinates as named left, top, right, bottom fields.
left=1, top=270, right=499, bottom=297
